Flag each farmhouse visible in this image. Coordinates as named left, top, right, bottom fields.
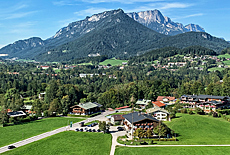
left=111, top=115, right=125, bottom=125
left=123, top=112, right=159, bottom=134
left=20, top=105, right=33, bottom=113
left=135, top=99, right=151, bottom=109
left=152, top=101, right=166, bottom=109
left=70, top=102, right=102, bottom=115
left=157, top=96, right=175, bottom=104
left=146, top=108, right=170, bottom=121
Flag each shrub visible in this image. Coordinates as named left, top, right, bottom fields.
left=67, top=114, right=89, bottom=118
left=181, top=108, right=187, bottom=114
left=188, top=110, right=194, bottom=115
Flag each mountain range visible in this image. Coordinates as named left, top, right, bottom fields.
left=0, top=9, right=229, bottom=62
left=127, top=10, right=205, bottom=36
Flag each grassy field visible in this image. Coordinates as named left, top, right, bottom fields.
left=163, top=113, right=230, bottom=145
left=118, top=113, right=230, bottom=145
left=4, top=131, right=111, bottom=155
left=223, top=60, right=230, bottom=65
left=218, top=53, right=230, bottom=59
left=115, top=146, right=230, bottom=155
left=99, top=59, right=128, bottom=66
left=23, top=97, right=34, bottom=104
left=208, top=67, right=226, bottom=72
left=77, top=62, right=93, bottom=65
left=0, top=117, right=84, bottom=147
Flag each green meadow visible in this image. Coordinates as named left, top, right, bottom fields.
left=115, top=146, right=230, bottom=155
left=0, top=117, right=84, bottom=147
left=99, top=59, right=128, bottom=66
left=4, top=131, right=112, bottom=155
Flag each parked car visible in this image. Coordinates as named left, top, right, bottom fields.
left=75, top=128, right=79, bottom=132
left=88, top=129, right=92, bottom=132
left=92, top=129, right=96, bottom=132
left=93, top=122, right=98, bottom=126
left=80, top=128, right=83, bottom=132
left=97, top=129, right=101, bottom=132
left=84, top=127, right=88, bottom=132
left=117, top=127, right=124, bottom=131
left=87, top=124, right=92, bottom=127
left=8, top=145, right=16, bottom=149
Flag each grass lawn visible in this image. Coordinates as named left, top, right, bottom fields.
left=4, top=131, right=111, bottom=155
left=115, top=146, right=230, bottom=155
left=223, top=60, right=230, bottom=65
left=118, top=113, right=230, bottom=145
left=77, top=62, right=93, bottom=65
left=0, top=117, right=84, bottom=147
left=99, top=59, right=128, bottom=66
left=208, top=67, right=226, bottom=72
left=218, top=54, right=230, bottom=59
left=163, top=113, right=230, bottom=145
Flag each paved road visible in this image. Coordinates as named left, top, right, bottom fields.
left=116, top=144, right=230, bottom=147
left=0, top=110, right=115, bottom=154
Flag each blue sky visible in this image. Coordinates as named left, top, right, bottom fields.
left=0, top=0, right=230, bottom=48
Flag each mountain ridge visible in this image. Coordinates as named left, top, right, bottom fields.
left=127, top=10, right=205, bottom=35
left=0, top=9, right=229, bottom=62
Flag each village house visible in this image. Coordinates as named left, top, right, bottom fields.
left=180, top=94, right=230, bottom=112
left=146, top=108, right=170, bottom=121
left=70, top=102, right=102, bottom=115
left=135, top=99, right=151, bottom=109
left=156, top=96, right=175, bottom=105
left=152, top=101, right=166, bottom=109
left=20, top=105, right=33, bottom=113
left=122, top=112, right=159, bottom=135
left=111, top=115, right=125, bottom=125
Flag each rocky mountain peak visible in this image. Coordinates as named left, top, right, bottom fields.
left=185, top=24, right=205, bottom=32
left=127, top=9, right=205, bottom=36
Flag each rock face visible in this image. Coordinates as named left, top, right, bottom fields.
left=127, top=10, right=205, bottom=35
left=185, top=24, right=205, bottom=32
left=0, top=37, right=45, bottom=58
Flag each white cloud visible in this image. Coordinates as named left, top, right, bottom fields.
left=53, top=1, right=79, bottom=6
left=3, top=11, right=37, bottom=20
left=173, top=13, right=204, bottom=20
left=125, top=2, right=193, bottom=13
left=82, top=0, right=162, bottom=4
left=159, top=2, right=193, bottom=10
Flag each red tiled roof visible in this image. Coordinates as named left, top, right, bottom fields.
left=156, top=96, right=175, bottom=101
left=115, top=106, right=129, bottom=110
left=152, top=101, right=165, bottom=107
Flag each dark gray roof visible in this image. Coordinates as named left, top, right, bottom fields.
left=93, top=102, right=103, bottom=108
left=123, top=112, right=159, bottom=124
left=197, top=95, right=229, bottom=100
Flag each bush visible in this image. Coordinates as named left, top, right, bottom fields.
left=213, top=112, right=218, bottom=117
left=188, top=110, right=194, bottom=115
left=181, top=108, right=187, bottom=114
left=196, top=108, right=205, bottom=115
left=67, top=114, right=89, bottom=118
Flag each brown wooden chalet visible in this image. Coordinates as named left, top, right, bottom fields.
left=122, top=112, right=159, bottom=134
left=180, top=94, right=230, bottom=112
left=70, top=102, right=102, bottom=115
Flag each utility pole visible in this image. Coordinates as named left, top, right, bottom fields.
left=158, top=121, right=161, bottom=140
left=132, top=103, right=134, bottom=140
